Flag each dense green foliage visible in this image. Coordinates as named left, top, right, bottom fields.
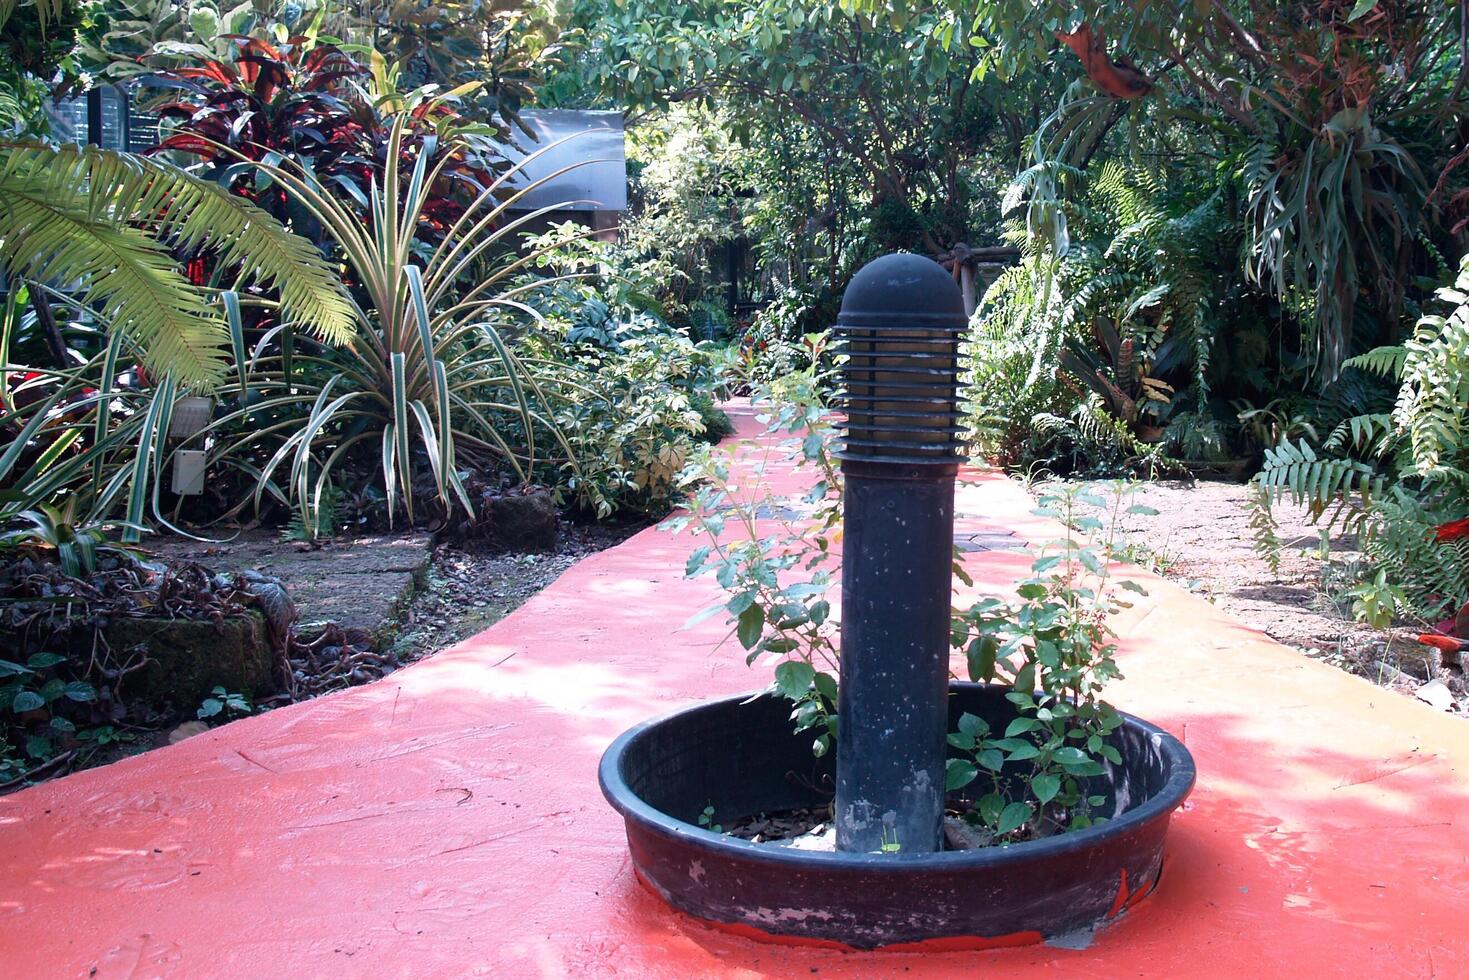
left=1252, top=257, right=1469, bottom=617
left=0, top=0, right=724, bottom=547
left=547, top=0, right=1052, bottom=300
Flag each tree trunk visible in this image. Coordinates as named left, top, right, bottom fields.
left=27, top=282, right=69, bottom=369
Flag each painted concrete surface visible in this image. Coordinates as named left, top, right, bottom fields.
left=2, top=404, right=1467, bottom=978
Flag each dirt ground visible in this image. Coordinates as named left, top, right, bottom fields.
left=1052, top=479, right=1462, bottom=712
left=386, top=522, right=641, bottom=662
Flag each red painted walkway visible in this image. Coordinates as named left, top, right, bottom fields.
left=2, top=404, right=1467, bottom=978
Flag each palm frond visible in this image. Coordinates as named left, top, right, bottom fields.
left=0, top=0, right=65, bottom=31
left=0, top=144, right=354, bottom=387
left=7, top=144, right=354, bottom=344
left=0, top=161, right=228, bottom=386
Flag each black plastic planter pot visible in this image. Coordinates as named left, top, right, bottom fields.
left=600, top=683, right=1195, bottom=950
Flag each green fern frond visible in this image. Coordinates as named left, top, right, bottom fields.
left=0, top=0, right=65, bottom=30
left=1342, top=345, right=1406, bottom=379
left=0, top=163, right=228, bottom=385
left=6, top=144, right=354, bottom=345
left=0, top=144, right=354, bottom=387
left=1394, top=259, right=1469, bottom=482
left=1246, top=481, right=1282, bottom=575
left=1322, top=413, right=1397, bottom=457
left=1254, top=438, right=1387, bottom=534
left=1363, top=488, right=1469, bottom=615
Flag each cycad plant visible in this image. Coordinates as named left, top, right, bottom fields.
left=0, top=142, right=355, bottom=540
left=0, top=143, right=353, bottom=387
left=194, top=114, right=581, bottom=531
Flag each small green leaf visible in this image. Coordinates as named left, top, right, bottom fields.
left=958, top=712, right=989, bottom=738
left=1346, top=0, right=1378, bottom=21
left=1012, top=661, right=1036, bottom=694
left=1005, top=717, right=1039, bottom=737
left=681, top=602, right=727, bottom=630
left=197, top=698, right=223, bottom=719
left=1052, top=746, right=1089, bottom=766
left=977, top=748, right=1005, bottom=772
left=26, top=652, right=65, bottom=670
left=813, top=671, right=838, bottom=702
left=736, top=604, right=764, bottom=649
left=997, top=801, right=1031, bottom=835
left=773, top=660, right=815, bottom=700
left=685, top=546, right=711, bottom=576
left=945, top=758, right=978, bottom=791
left=967, top=635, right=997, bottom=682
left=1005, top=743, right=1040, bottom=761
left=63, top=682, right=97, bottom=703
left=11, top=690, right=45, bottom=712
left=1032, top=773, right=1061, bottom=805
left=978, top=793, right=1004, bottom=824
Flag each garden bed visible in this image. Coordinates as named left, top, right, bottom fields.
left=2, top=518, right=645, bottom=792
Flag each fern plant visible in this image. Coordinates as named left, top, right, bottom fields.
left=1364, top=489, right=1469, bottom=614
left=971, top=161, right=1234, bottom=473
left=1249, top=258, right=1469, bottom=615
left=1394, top=259, right=1469, bottom=484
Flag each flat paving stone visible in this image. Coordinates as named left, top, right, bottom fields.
left=148, top=530, right=433, bottom=636
left=954, top=527, right=1022, bottom=552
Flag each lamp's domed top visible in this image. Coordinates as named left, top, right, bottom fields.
left=837, top=253, right=965, bottom=327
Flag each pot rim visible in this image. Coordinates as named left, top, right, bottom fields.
left=599, top=682, right=1196, bottom=871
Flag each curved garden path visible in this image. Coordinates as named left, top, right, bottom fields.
left=2, top=402, right=1467, bottom=977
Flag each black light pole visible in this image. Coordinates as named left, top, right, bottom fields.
left=833, top=253, right=967, bottom=854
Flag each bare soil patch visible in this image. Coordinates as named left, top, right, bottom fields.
left=1051, top=479, right=1463, bottom=713
left=385, top=522, right=642, bottom=662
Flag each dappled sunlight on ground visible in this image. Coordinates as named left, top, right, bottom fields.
left=0, top=399, right=1466, bottom=976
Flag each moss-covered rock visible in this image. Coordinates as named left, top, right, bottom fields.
left=106, top=611, right=273, bottom=708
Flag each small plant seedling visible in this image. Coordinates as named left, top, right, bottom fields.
left=697, top=805, right=722, bottom=833
left=197, top=687, right=253, bottom=722
left=880, top=825, right=901, bottom=854
left=1344, top=570, right=1407, bottom=629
